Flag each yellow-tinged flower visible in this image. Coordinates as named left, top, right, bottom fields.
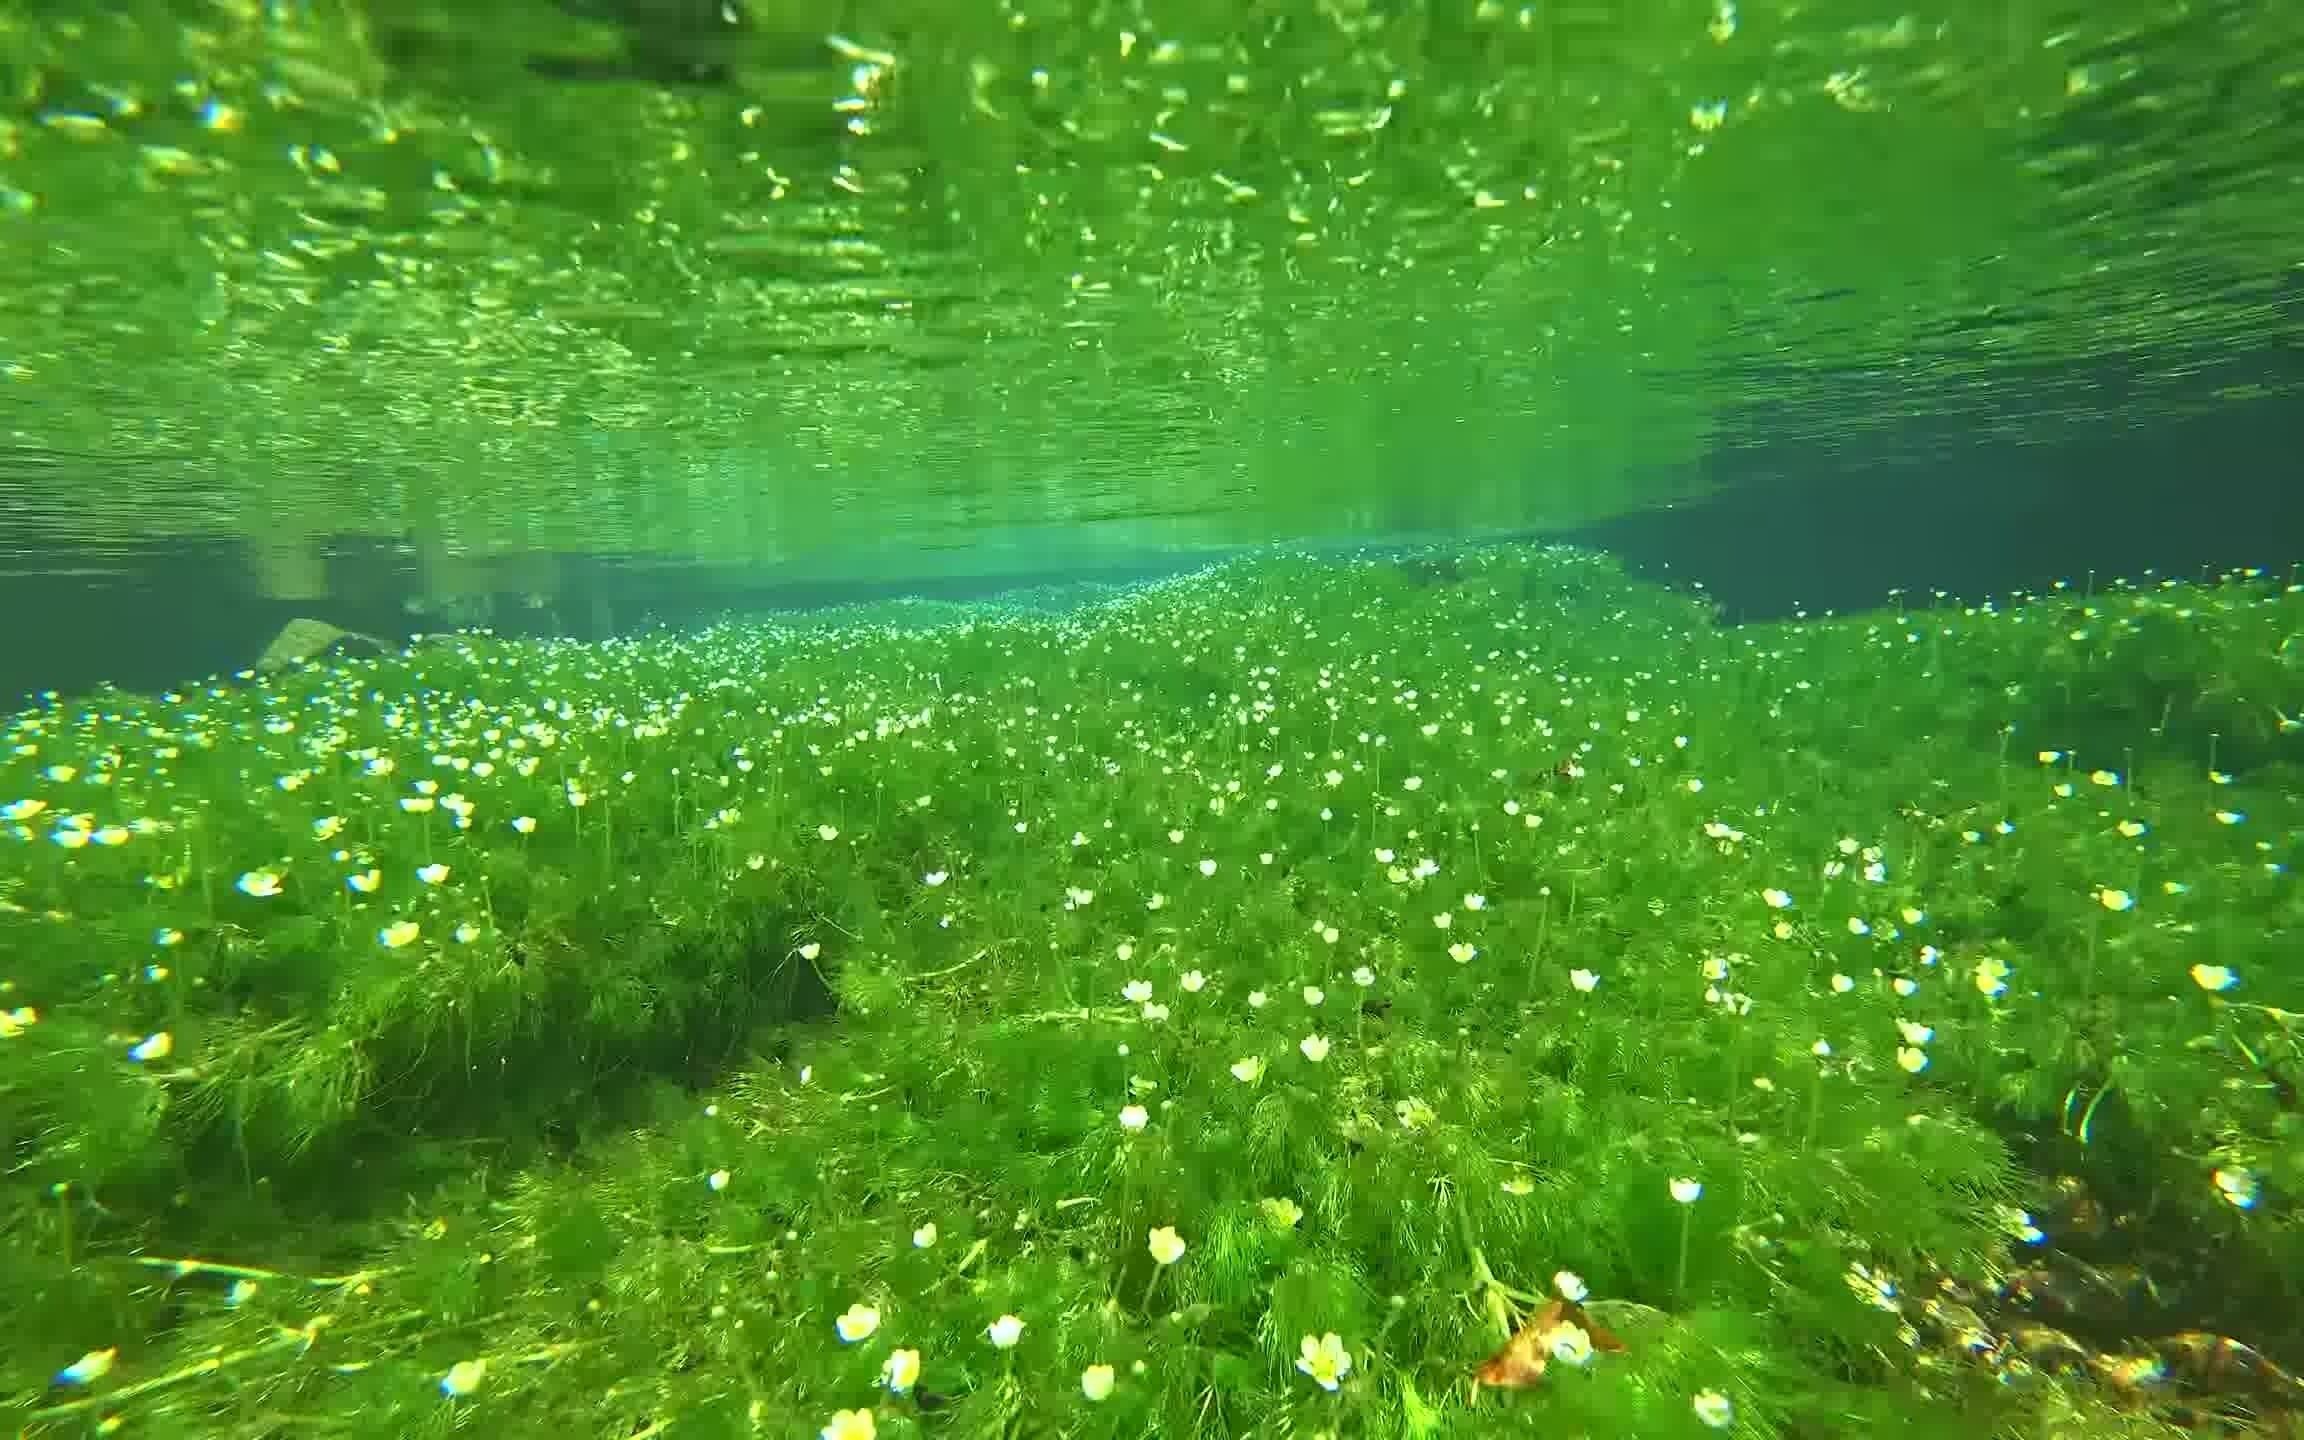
left=1296, top=1332, right=1352, bottom=1391
left=438, top=1358, right=486, bottom=1397
left=1973, top=956, right=2010, bottom=997
left=1261, top=1196, right=1303, bottom=1228
left=56, top=1348, right=118, bottom=1386
left=1148, top=1226, right=1187, bottom=1265
left=1229, top=1056, right=1264, bottom=1083
left=2190, top=963, right=2238, bottom=993
left=379, top=920, right=421, bottom=950
left=1081, top=1363, right=1117, bottom=1401
left=835, top=1303, right=880, bottom=1343
left=820, top=1408, right=874, bottom=1440
left=883, top=1348, right=920, bottom=1393
left=2213, top=1166, right=2260, bottom=1209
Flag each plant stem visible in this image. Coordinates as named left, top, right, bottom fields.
left=54, top=1182, right=73, bottom=1270
left=1804, top=1067, right=1825, bottom=1151
left=1675, top=1206, right=1693, bottom=1305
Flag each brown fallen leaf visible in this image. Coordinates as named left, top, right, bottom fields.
left=1474, top=1297, right=1628, bottom=1390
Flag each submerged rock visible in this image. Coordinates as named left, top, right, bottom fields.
left=253, top=618, right=390, bottom=673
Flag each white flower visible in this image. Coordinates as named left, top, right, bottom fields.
left=836, top=1303, right=881, bottom=1342
left=1119, top=1104, right=1149, bottom=1131
left=1761, top=887, right=1793, bottom=909
left=913, top=1222, right=938, bottom=1248
left=236, top=869, right=284, bottom=898
left=2190, top=963, right=2238, bottom=992
left=416, top=863, right=450, bottom=885
left=1896, top=1045, right=1929, bottom=1074
left=1670, top=1177, right=1703, bottom=1204
left=1246, top=989, right=1268, bottom=1008
left=1568, top=968, right=1600, bottom=993
left=128, top=1032, right=173, bottom=1063
left=379, top=920, right=421, bottom=949
left=923, top=870, right=948, bottom=887
left=2098, top=887, right=2135, bottom=912
left=1296, top=1332, right=1352, bottom=1390
left=1302, top=985, right=1325, bottom=1006
left=1299, top=1034, right=1331, bottom=1063
left=1180, top=969, right=1207, bottom=992
left=1355, top=964, right=1379, bottom=985
left=1894, top=1019, right=1934, bottom=1046
left=1542, top=1321, right=1594, bottom=1368
left=1693, top=1388, right=1735, bottom=1429
left=511, top=815, right=536, bottom=834
left=1123, top=979, right=1153, bottom=1003
left=1553, top=1270, right=1588, bottom=1302
left=1230, top=1056, right=1265, bottom=1083
left=1147, top=1226, right=1187, bottom=1265
left=706, top=1169, right=731, bottom=1192
left=1197, top=858, right=1218, bottom=877
left=1081, top=1363, right=1117, bottom=1401
left=987, top=1314, right=1025, bottom=1348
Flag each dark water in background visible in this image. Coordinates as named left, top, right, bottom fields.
left=6, top=374, right=2300, bottom=705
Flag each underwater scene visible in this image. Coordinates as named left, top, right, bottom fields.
left=4, top=1, right=2304, bottom=1438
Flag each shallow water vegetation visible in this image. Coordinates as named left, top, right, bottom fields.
left=2, top=544, right=2298, bottom=1435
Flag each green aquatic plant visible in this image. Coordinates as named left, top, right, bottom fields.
left=2, top=544, right=2296, bottom=1436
